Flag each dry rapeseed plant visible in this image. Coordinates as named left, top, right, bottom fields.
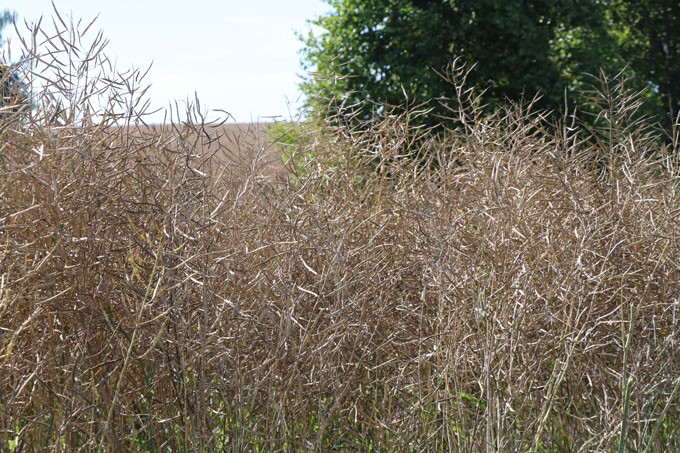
left=1, top=9, right=679, bottom=452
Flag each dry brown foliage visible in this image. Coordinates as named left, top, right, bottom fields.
left=1, top=11, right=679, bottom=452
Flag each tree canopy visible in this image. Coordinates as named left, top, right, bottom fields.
left=0, top=10, right=28, bottom=118
left=613, top=0, right=679, bottom=122
left=300, top=0, right=677, bottom=129
left=0, top=9, right=12, bottom=33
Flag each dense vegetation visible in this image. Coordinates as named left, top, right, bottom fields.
left=301, top=0, right=679, bottom=130
left=1, top=14, right=679, bottom=451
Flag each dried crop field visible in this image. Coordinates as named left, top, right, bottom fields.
left=1, top=11, right=680, bottom=452
left=124, top=122, right=288, bottom=179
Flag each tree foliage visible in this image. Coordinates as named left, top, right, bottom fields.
left=0, top=9, right=12, bottom=33
left=612, top=0, right=679, bottom=122
left=0, top=64, right=24, bottom=110
left=0, top=9, right=28, bottom=118
left=300, top=0, right=676, bottom=129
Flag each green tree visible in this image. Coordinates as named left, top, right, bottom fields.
left=301, top=0, right=678, bottom=130
left=301, top=0, right=624, bottom=125
left=0, top=9, right=27, bottom=118
left=0, top=9, right=12, bottom=33
left=612, top=0, right=679, bottom=125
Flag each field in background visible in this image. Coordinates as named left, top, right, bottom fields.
left=1, top=10, right=680, bottom=452
left=129, top=122, right=287, bottom=178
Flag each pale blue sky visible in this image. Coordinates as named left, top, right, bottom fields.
left=1, top=0, right=330, bottom=123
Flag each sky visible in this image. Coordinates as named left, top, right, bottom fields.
left=0, top=0, right=331, bottom=123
